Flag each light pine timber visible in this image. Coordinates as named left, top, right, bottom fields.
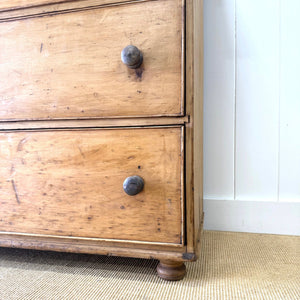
left=0, top=0, right=147, bottom=12
left=0, top=0, right=183, bottom=121
left=0, top=233, right=194, bottom=261
left=185, top=0, right=204, bottom=254
left=0, top=0, right=152, bottom=21
left=0, top=0, right=203, bottom=280
left=0, top=116, right=189, bottom=130
left=0, top=0, right=65, bottom=11
left=0, top=127, right=183, bottom=245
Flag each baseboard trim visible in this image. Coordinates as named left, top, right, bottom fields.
left=203, top=199, right=300, bottom=236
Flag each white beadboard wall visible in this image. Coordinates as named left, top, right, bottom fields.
left=203, top=0, right=300, bottom=235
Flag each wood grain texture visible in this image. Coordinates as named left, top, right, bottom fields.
left=0, top=0, right=144, bottom=12
left=0, top=0, right=183, bottom=120
left=0, top=233, right=193, bottom=261
left=156, top=260, right=186, bottom=281
left=0, top=0, right=152, bottom=21
left=185, top=0, right=203, bottom=254
left=0, top=0, right=203, bottom=272
left=0, top=116, right=189, bottom=130
left=0, top=0, right=67, bottom=11
left=0, top=127, right=183, bottom=244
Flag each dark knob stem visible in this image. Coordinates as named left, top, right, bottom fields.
left=123, top=175, right=144, bottom=196
left=121, top=45, right=143, bottom=69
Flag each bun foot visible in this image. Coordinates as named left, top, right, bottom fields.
left=157, top=260, right=186, bottom=281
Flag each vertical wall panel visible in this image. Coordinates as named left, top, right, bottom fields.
left=203, top=0, right=235, bottom=200
left=279, top=0, right=300, bottom=202
left=235, top=0, right=280, bottom=201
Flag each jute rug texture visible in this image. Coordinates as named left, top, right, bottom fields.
left=0, top=231, right=299, bottom=299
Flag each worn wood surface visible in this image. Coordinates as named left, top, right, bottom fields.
left=0, top=233, right=194, bottom=261
left=0, top=0, right=67, bottom=11
left=0, top=127, right=183, bottom=244
left=156, top=260, right=186, bottom=281
left=0, top=0, right=157, bottom=23
left=0, top=0, right=183, bottom=121
left=0, top=0, right=146, bottom=11
left=185, top=0, right=203, bottom=254
left=0, top=0, right=203, bottom=267
left=0, top=0, right=151, bottom=21
left=0, top=0, right=161, bottom=13
left=0, top=116, right=189, bottom=130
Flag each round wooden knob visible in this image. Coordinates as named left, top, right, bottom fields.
left=121, top=45, right=143, bottom=69
left=123, top=175, right=144, bottom=196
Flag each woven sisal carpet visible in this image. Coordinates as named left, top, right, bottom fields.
left=0, top=231, right=299, bottom=299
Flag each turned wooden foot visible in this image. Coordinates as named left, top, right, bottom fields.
left=156, top=260, right=186, bottom=281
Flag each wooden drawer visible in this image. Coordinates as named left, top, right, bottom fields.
left=0, top=127, right=183, bottom=245
left=0, top=0, right=137, bottom=11
left=0, top=0, right=64, bottom=11
left=0, top=0, right=183, bottom=121
left=0, top=0, right=203, bottom=282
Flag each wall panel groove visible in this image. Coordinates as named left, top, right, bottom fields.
left=235, top=0, right=280, bottom=201
left=203, top=0, right=300, bottom=233
left=279, top=0, right=300, bottom=202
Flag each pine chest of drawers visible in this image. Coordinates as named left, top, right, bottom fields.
left=0, top=0, right=203, bottom=280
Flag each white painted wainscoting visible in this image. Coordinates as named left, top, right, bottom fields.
left=203, top=0, right=300, bottom=235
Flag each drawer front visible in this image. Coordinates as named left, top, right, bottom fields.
left=0, top=0, right=62, bottom=11
left=0, top=0, right=183, bottom=121
left=0, top=127, right=183, bottom=245
left=0, top=0, right=137, bottom=11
